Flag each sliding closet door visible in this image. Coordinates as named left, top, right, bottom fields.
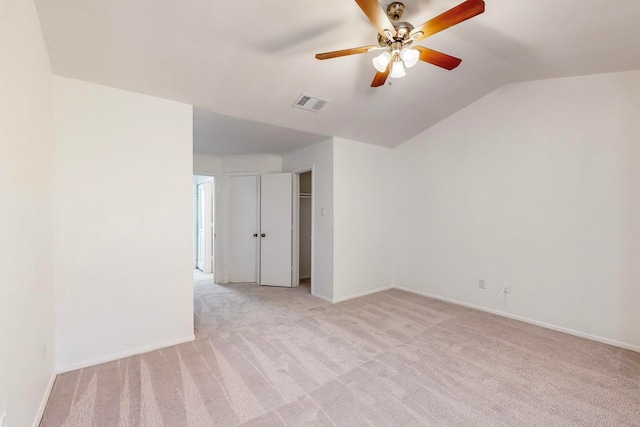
left=260, top=173, right=293, bottom=287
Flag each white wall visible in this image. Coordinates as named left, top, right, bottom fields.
left=54, top=77, right=195, bottom=371
left=194, top=153, right=282, bottom=176
left=393, top=70, right=640, bottom=350
left=282, top=139, right=334, bottom=301
left=333, top=138, right=394, bottom=302
left=193, top=153, right=222, bottom=174
left=0, top=1, right=55, bottom=425
left=193, top=153, right=282, bottom=283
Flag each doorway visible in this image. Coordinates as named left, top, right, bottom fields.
left=296, top=170, right=312, bottom=293
left=194, top=175, right=215, bottom=277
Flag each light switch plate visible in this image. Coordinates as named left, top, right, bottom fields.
left=0, top=411, right=6, bottom=427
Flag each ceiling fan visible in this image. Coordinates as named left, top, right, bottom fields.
left=315, top=0, right=485, bottom=87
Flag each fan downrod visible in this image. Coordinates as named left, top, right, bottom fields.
left=377, top=2, right=414, bottom=47
left=386, top=2, right=405, bottom=21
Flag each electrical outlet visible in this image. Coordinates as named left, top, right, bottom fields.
left=478, top=279, right=485, bottom=289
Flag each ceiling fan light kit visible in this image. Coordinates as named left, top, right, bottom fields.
left=390, top=56, right=407, bottom=78
left=372, top=51, right=391, bottom=72
left=400, top=47, right=419, bottom=68
left=315, top=0, right=485, bottom=87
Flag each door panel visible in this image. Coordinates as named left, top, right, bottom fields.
left=203, top=179, right=214, bottom=274
left=227, top=175, right=259, bottom=282
left=196, top=183, right=205, bottom=271
left=260, top=173, right=293, bottom=287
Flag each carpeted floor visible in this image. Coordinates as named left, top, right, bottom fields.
left=41, top=276, right=640, bottom=426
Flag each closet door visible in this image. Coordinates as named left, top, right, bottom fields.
left=227, top=174, right=259, bottom=282
left=260, top=173, right=293, bottom=287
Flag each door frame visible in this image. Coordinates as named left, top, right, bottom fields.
left=193, top=174, right=215, bottom=275
left=203, top=179, right=214, bottom=274
left=196, top=182, right=206, bottom=271
left=292, top=166, right=314, bottom=294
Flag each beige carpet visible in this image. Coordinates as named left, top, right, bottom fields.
left=41, top=277, right=640, bottom=426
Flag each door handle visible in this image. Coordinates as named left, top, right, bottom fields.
left=261, top=233, right=266, bottom=238
left=253, top=233, right=258, bottom=237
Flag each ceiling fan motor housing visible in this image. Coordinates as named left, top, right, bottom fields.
left=377, top=20, right=414, bottom=48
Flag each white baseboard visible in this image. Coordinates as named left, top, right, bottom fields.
left=300, top=275, right=311, bottom=280
left=393, top=285, right=640, bottom=354
left=332, top=285, right=393, bottom=303
left=56, top=334, right=196, bottom=374
left=312, top=291, right=333, bottom=303
left=33, top=372, right=57, bottom=427
left=313, top=285, right=393, bottom=304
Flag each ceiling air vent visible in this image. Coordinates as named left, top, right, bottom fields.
left=292, top=93, right=329, bottom=113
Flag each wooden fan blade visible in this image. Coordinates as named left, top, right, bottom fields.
left=315, top=45, right=380, bottom=60
left=414, top=46, right=462, bottom=70
left=410, top=0, right=484, bottom=42
left=355, top=0, right=397, bottom=39
left=371, top=61, right=391, bottom=87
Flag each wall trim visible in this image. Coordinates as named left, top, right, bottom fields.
left=56, top=334, right=196, bottom=374
left=312, top=292, right=333, bottom=303
left=332, top=285, right=393, bottom=303
left=193, top=170, right=217, bottom=177
left=33, top=372, right=57, bottom=427
left=393, top=285, right=640, bottom=354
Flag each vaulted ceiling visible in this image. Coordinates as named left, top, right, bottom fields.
left=36, top=0, right=640, bottom=154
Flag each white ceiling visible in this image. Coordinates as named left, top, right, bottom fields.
left=35, top=0, right=640, bottom=154
left=193, top=108, right=329, bottom=155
